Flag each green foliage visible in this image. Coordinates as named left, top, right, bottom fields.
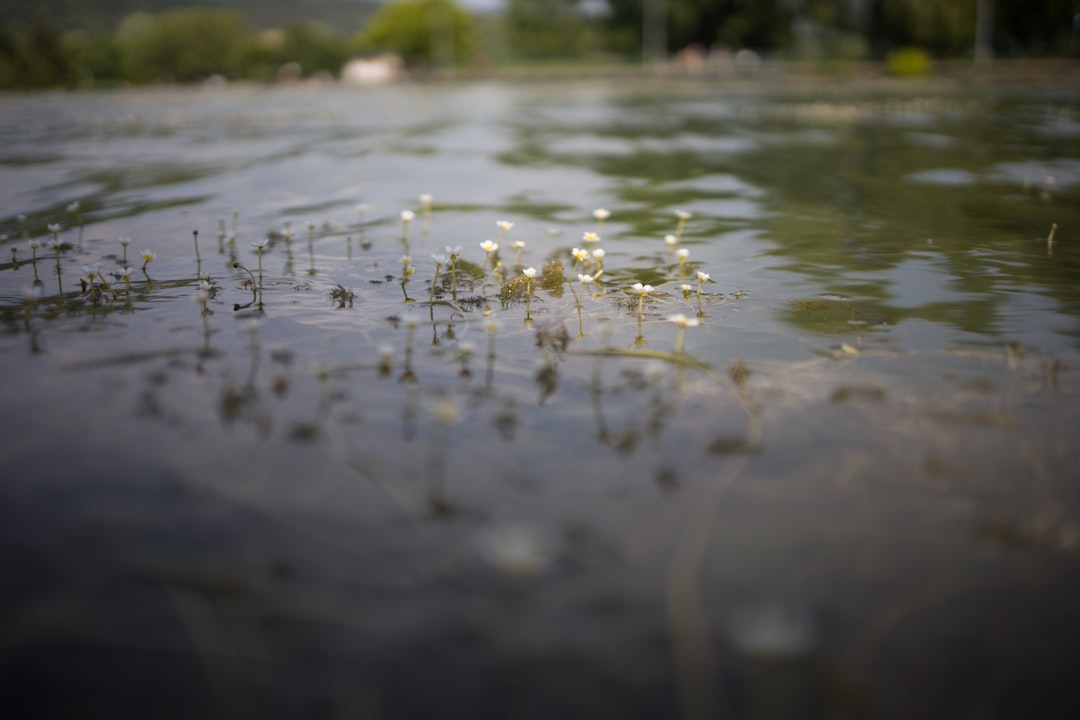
left=116, top=8, right=249, bottom=83
left=885, top=46, right=932, bottom=77
left=350, top=0, right=475, bottom=68
left=505, top=0, right=598, bottom=61
left=281, top=21, right=349, bottom=77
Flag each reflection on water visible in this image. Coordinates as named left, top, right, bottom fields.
left=1, top=80, right=1080, bottom=719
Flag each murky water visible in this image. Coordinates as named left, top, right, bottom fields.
left=2, top=78, right=1080, bottom=719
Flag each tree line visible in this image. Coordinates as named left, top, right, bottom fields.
left=1, top=0, right=1076, bottom=89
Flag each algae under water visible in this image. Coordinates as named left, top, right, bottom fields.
left=1, top=78, right=1080, bottom=719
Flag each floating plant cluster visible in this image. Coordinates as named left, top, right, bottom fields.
left=6, top=199, right=732, bottom=367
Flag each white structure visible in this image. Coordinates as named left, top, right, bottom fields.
left=341, top=55, right=404, bottom=85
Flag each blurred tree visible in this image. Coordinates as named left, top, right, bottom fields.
left=0, top=24, right=17, bottom=87
left=62, top=29, right=123, bottom=86
left=350, top=0, right=475, bottom=69
left=505, top=0, right=597, bottom=60
left=116, top=8, right=249, bottom=83
left=20, top=16, right=73, bottom=87
left=281, top=21, right=349, bottom=76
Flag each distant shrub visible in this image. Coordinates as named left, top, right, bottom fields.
left=885, top=47, right=931, bottom=77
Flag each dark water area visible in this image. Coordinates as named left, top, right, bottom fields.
left=2, top=77, right=1079, bottom=719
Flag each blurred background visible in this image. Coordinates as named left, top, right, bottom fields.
left=0, top=0, right=1076, bottom=89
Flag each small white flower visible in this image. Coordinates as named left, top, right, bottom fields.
left=697, top=271, right=710, bottom=282
left=664, top=234, right=678, bottom=246
left=81, top=264, right=99, bottom=277
left=680, top=283, right=693, bottom=293
left=377, top=344, right=394, bottom=361
left=402, top=312, right=420, bottom=328
left=419, top=193, right=433, bottom=205
left=593, top=208, right=610, bottom=221
left=571, top=247, right=589, bottom=261
left=141, top=249, right=156, bottom=263
left=631, top=282, right=653, bottom=294
left=676, top=248, right=690, bottom=260
left=23, top=285, right=42, bottom=302
left=67, top=201, right=80, bottom=212
left=400, top=255, right=412, bottom=264
left=583, top=231, right=600, bottom=243
left=445, top=244, right=462, bottom=257
left=431, top=253, right=448, bottom=264
left=667, top=313, right=700, bottom=328
left=480, top=240, right=498, bottom=253
left=48, top=223, right=61, bottom=233
left=456, top=341, right=476, bottom=358
left=496, top=220, right=513, bottom=232
left=592, top=248, right=605, bottom=259
left=401, top=210, right=415, bottom=222
left=578, top=273, right=595, bottom=285
left=119, top=237, right=131, bottom=247
left=29, top=239, right=39, bottom=249
left=119, top=266, right=134, bottom=279
left=511, top=240, right=525, bottom=249
left=251, top=237, right=269, bottom=251
left=675, top=209, right=692, bottom=220
left=522, top=267, right=537, bottom=278
left=199, top=280, right=212, bottom=292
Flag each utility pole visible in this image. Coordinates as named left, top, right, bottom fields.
left=974, top=0, right=993, bottom=64
left=642, top=0, right=668, bottom=70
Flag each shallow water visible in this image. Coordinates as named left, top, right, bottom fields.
left=2, top=78, right=1080, bottom=719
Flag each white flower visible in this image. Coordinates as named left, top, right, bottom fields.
left=400, top=255, right=412, bottom=264
left=675, top=209, right=692, bottom=220
left=445, top=244, right=462, bottom=258
left=631, top=282, right=653, bottom=294
left=402, top=312, right=419, bottom=328
left=48, top=223, right=61, bottom=233
left=29, top=239, right=39, bottom=249
left=571, top=247, right=589, bottom=261
left=676, top=248, right=690, bottom=260
left=522, top=267, right=537, bottom=278
left=456, top=341, right=476, bottom=358
left=199, top=280, right=212, bottom=292
left=680, top=283, right=693, bottom=293
left=141, top=249, right=156, bottom=263
left=251, top=237, right=269, bottom=251
left=23, top=285, right=42, bottom=302
left=592, top=248, right=605, bottom=259
left=81, top=263, right=99, bottom=277
left=377, top=344, right=394, bottom=361
left=67, top=201, right=80, bottom=212
left=431, top=253, right=448, bottom=265
left=578, top=273, right=595, bottom=285
left=583, top=231, right=600, bottom=243
left=419, top=193, right=433, bottom=205
left=401, top=210, right=415, bottom=222
left=667, top=313, right=700, bottom=328
left=593, top=208, right=610, bottom=221
left=511, top=240, right=525, bottom=249
left=119, top=237, right=131, bottom=247
left=664, top=234, right=678, bottom=246
left=480, top=240, right=498, bottom=253
left=697, top=271, right=710, bottom=282
left=496, top=220, right=513, bottom=232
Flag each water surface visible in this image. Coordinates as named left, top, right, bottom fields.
left=2, top=78, right=1079, bottom=719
